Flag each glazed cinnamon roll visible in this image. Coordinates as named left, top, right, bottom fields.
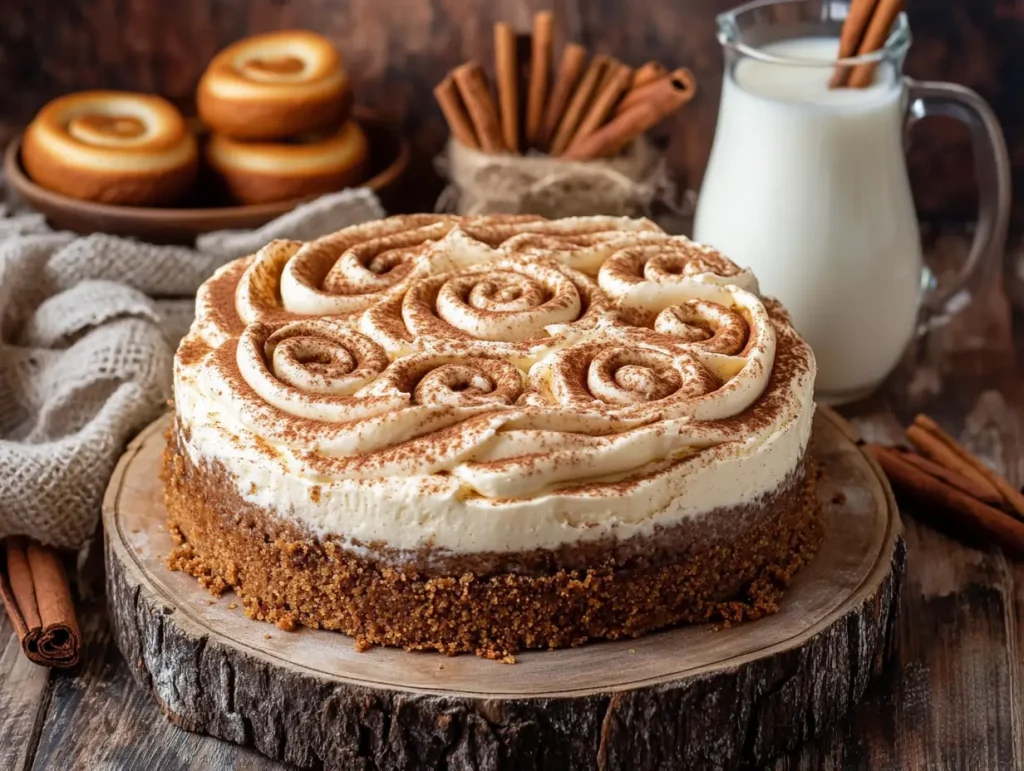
left=22, top=91, right=198, bottom=206
left=197, top=30, right=352, bottom=140
left=205, top=120, right=369, bottom=205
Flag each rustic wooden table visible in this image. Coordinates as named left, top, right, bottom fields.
left=1, top=231, right=1022, bottom=770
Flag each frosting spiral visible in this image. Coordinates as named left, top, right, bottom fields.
left=176, top=215, right=816, bottom=555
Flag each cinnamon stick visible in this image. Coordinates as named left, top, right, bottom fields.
left=866, top=445, right=1004, bottom=506
left=494, top=22, right=520, bottom=153
left=868, top=446, right=1024, bottom=557
left=566, top=62, right=633, bottom=153
left=0, top=537, right=80, bottom=668
left=615, top=68, right=693, bottom=115
left=631, top=61, right=667, bottom=90
left=913, top=414, right=1024, bottom=520
left=549, top=54, right=609, bottom=156
left=847, top=0, right=904, bottom=88
left=905, top=424, right=999, bottom=499
left=564, top=68, right=695, bottom=160
left=900, top=452, right=1006, bottom=507
left=452, top=62, right=506, bottom=153
left=434, top=75, right=481, bottom=150
left=829, top=0, right=880, bottom=88
left=525, top=11, right=554, bottom=147
left=539, top=43, right=587, bottom=149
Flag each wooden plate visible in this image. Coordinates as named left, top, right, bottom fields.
left=4, top=107, right=409, bottom=244
left=102, top=406, right=905, bottom=770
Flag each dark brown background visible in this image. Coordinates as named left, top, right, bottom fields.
left=1, top=0, right=1021, bottom=225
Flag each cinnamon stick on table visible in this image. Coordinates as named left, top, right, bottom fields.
left=895, top=449, right=1005, bottom=507
left=539, top=43, right=588, bottom=149
left=434, top=75, right=481, bottom=150
left=912, top=414, right=1024, bottom=520
left=0, top=537, right=80, bottom=668
left=564, top=68, right=695, bottom=160
left=452, top=62, right=506, bottom=153
left=867, top=446, right=1024, bottom=557
left=525, top=11, right=554, bottom=147
left=904, top=424, right=1000, bottom=500
left=494, top=22, right=520, bottom=153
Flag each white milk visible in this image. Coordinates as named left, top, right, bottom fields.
left=694, top=37, right=922, bottom=401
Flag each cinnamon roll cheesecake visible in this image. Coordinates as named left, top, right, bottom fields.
left=165, top=215, right=820, bottom=660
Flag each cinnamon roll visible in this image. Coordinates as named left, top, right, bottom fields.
left=197, top=30, right=352, bottom=140
left=167, top=215, right=821, bottom=659
left=205, top=120, right=369, bottom=205
left=22, top=91, right=198, bottom=206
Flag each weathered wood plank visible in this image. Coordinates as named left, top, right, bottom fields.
left=0, top=610, right=51, bottom=771
left=29, top=599, right=282, bottom=771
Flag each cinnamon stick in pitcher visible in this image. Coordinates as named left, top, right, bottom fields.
left=549, top=55, right=609, bottom=155
left=494, top=22, right=520, bottom=152
left=452, top=62, right=506, bottom=153
left=846, top=0, right=904, bottom=88
left=540, top=43, right=587, bottom=148
left=829, top=0, right=880, bottom=88
left=0, top=537, right=81, bottom=668
left=434, top=75, right=481, bottom=149
left=525, top=11, right=554, bottom=147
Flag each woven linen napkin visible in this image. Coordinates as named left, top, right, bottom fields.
left=0, top=186, right=384, bottom=549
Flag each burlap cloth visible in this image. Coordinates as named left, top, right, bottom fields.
left=0, top=186, right=384, bottom=550
left=436, top=138, right=692, bottom=218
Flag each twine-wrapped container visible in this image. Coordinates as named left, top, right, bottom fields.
left=436, top=137, right=679, bottom=218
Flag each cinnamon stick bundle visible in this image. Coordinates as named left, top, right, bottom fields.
left=452, top=62, right=506, bottom=153
left=434, top=76, right=480, bottom=150
left=911, top=414, right=1024, bottom=520
left=494, top=22, right=520, bottom=153
left=830, top=0, right=904, bottom=88
left=0, top=537, right=81, bottom=668
left=525, top=11, right=554, bottom=147
left=564, top=68, right=695, bottom=160
left=539, top=43, right=588, bottom=149
left=549, top=54, right=609, bottom=155
left=868, top=445, right=1024, bottom=557
left=630, top=61, right=667, bottom=90
left=567, top=62, right=633, bottom=152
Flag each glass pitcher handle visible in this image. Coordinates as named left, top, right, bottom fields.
left=904, top=79, right=1011, bottom=313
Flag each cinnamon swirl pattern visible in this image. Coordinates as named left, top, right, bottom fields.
left=177, top=214, right=814, bottom=557
left=22, top=91, right=198, bottom=205
left=169, top=215, right=820, bottom=656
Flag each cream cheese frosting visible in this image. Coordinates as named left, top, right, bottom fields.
left=174, top=215, right=816, bottom=555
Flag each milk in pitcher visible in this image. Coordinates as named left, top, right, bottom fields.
left=694, top=37, right=923, bottom=401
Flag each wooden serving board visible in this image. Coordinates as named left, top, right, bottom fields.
left=102, top=406, right=905, bottom=771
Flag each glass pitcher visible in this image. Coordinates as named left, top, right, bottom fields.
left=693, top=0, right=1011, bottom=404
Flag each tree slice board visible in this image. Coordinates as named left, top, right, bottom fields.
left=103, top=406, right=905, bottom=771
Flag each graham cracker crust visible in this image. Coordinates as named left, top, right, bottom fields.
left=163, top=440, right=823, bottom=661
